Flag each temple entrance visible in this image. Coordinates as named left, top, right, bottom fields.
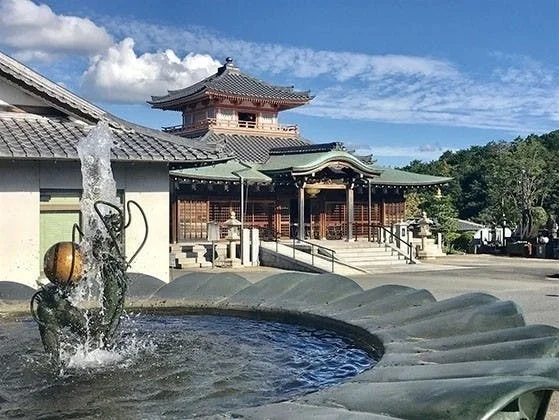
left=289, top=197, right=323, bottom=239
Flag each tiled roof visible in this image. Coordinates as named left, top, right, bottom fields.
left=188, top=130, right=310, bottom=163
left=0, top=51, right=106, bottom=124
left=370, top=166, right=452, bottom=186
left=171, top=160, right=271, bottom=183
left=262, top=150, right=382, bottom=178
left=149, top=58, right=312, bottom=110
left=0, top=113, right=224, bottom=162
left=456, top=218, right=486, bottom=231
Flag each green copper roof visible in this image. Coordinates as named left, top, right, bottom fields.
left=371, top=167, right=452, bottom=186
left=261, top=150, right=382, bottom=177
left=170, top=160, right=270, bottom=183
left=169, top=142, right=452, bottom=187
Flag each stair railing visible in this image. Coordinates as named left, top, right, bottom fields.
left=261, top=231, right=338, bottom=273
left=290, top=238, right=337, bottom=272
left=370, top=224, right=416, bottom=264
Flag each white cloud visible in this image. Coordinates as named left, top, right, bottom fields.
left=299, top=63, right=559, bottom=133
left=100, top=18, right=459, bottom=82
left=99, top=17, right=559, bottom=133
left=0, top=0, right=113, bottom=60
left=81, top=38, right=221, bottom=102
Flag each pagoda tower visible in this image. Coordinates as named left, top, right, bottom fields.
left=149, top=57, right=313, bottom=162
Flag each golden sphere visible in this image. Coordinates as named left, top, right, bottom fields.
left=43, top=242, right=83, bottom=286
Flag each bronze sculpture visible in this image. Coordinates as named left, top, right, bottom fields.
left=30, top=200, right=147, bottom=363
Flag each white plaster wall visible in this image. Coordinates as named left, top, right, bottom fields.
left=1, top=159, right=170, bottom=288
left=0, top=161, right=40, bottom=287
left=113, top=163, right=170, bottom=283
left=0, top=79, right=46, bottom=106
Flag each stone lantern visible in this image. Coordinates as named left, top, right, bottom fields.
left=224, top=211, right=242, bottom=240
left=223, top=211, right=242, bottom=265
left=418, top=211, right=432, bottom=238
left=416, top=211, right=444, bottom=260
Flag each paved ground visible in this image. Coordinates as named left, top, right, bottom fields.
left=174, top=254, right=559, bottom=419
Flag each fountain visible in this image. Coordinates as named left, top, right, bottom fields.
left=29, top=122, right=147, bottom=364
left=0, top=123, right=558, bottom=418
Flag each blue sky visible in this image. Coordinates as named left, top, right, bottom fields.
left=1, top=0, right=557, bottom=166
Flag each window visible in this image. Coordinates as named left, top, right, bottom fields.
left=238, top=112, right=256, bottom=128
left=39, top=190, right=124, bottom=272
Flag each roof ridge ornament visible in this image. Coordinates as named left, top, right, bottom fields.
left=217, top=56, right=240, bottom=75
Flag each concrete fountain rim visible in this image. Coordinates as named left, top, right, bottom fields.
left=2, top=270, right=559, bottom=419
left=125, top=270, right=559, bottom=420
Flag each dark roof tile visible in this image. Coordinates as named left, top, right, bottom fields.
left=188, top=131, right=310, bottom=163
left=0, top=113, right=226, bottom=163
left=149, top=59, right=312, bottom=109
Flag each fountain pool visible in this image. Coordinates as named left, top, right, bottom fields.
left=0, top=313, right=378, bottom=419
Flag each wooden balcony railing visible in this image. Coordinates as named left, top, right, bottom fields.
left=163, top=118, right=299, bottom=136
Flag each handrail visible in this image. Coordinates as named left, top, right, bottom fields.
left=372, top=224, right=415, bottom=263
left=162, top=119, right=299, bottom=134
left=265, top=234, right=338, bottom=273
left=291, top=237, right=337, bottom=273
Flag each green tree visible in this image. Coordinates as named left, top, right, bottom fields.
left=399, top=130, right=559, bottom=240
left=420, top=191, right=459, bottom=250
left=404, top=191, right=422, bottom=219
left=486, top=137, right=547, bottom=239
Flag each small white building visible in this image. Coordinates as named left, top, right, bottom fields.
left=0, top=51, right=223, bottom=288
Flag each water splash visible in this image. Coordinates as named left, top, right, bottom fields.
left=55, top=122, right=126, bottom=366
left=57, top=314, right=157, bottom=375
left=74, top=122, right=119, bottom=308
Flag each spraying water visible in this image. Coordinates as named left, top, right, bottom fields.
left=73, top=122, right=119, bottom=308
left=31, top=122, right=149, bottom=371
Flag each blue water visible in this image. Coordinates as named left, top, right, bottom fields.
left=0, top=314, right=378, bottom=418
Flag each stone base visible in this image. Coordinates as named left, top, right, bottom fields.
left=222, top=258, right=242, bottom=268
left=416, top=238, right=445, bottom=260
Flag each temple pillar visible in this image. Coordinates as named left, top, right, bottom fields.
left=346, top=186, right=354, bottom=241
left=298, top=185, right=305, bottom=240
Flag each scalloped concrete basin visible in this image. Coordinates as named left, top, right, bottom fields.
left=128, top=271, right=559, bottom=420
left=2, top=271, right=559, bottom=419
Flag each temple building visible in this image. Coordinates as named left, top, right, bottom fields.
left=150, top=58, right=451, bottom=243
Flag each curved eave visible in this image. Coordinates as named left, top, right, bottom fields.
left=206, top=90, right=312, bottom=107
left=369, top=167, right=453, bottom=187
left=148, top=90, right=208, bottom=110
left=370, top=177, right=453, bottom=187
left=292, top=159, right=382, bottom=178
left=149, top=89, right=312, bottom=111
left=171, top=169, right=243, bottom=182
left=264, top=154, right=382, bottom=178
left=170, top=160, right=271, bottom=183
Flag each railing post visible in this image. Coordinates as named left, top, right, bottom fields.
left=293, top=237, right=296, bottom=259
left=311, top=244, right=315, bottom=266
left=332, top=251, right=335, bottom=273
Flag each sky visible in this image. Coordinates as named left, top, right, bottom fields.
left=0, top=0, right=558, bottom=167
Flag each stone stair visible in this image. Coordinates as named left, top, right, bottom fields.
left=170, top=239, right=414, bottom=273
left=324, top=240, right=412, bottom=272
left=169, top=243, right=212, bottom=269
